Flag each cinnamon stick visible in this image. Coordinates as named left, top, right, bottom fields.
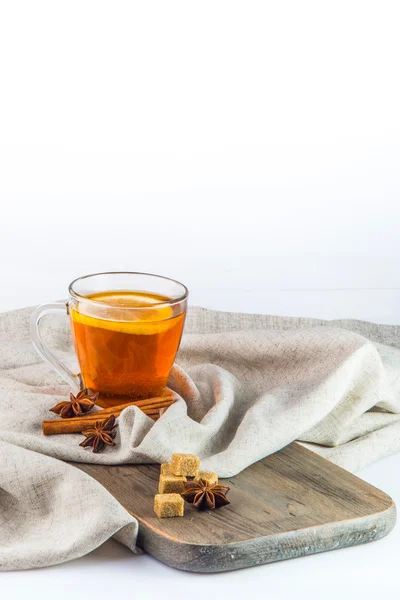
left=54, top=399, right=173, bottom=424
left=89, top=397, right=173, bottom=417
left=42, top=418, right=103, bottom=435
left=85, top=393, right=174, bottom=415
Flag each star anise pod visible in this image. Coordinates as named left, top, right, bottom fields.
left=181, top=479, right=230, bottom=510
left=50, top=388, right=99, bottom=419
left=79, top=415, right=118, bottom=454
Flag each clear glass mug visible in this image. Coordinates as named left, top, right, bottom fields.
left=30, top=272, right=188, bottom=405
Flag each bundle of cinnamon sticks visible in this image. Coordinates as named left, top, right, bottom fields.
left=42, top=393, right=175, bottom=436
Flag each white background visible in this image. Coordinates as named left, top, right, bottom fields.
left=1, top=0, right=400, bottom=597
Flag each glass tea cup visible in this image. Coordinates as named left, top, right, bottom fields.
left=30, top=272, right=188, bottom=405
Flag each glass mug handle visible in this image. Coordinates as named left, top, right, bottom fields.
left=30, top=302, right=82, bottom=393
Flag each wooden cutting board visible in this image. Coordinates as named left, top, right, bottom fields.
left=74, top=443, right=396, bottom=573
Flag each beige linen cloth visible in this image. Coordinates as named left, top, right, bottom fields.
left=1, top=304, right=400, bottom=570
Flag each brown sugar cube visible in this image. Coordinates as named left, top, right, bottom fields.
left=154, top=494, right=184, bottom=518
left=170, top=453, right=200, bottom=477
left=194, top=471, right=218, bottom=486
left=158, top=474, right=187, bottom=494
left=160, top=463, right=173, bottom=475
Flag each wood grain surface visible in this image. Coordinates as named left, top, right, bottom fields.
left=73, top=443, right=396, bottom=572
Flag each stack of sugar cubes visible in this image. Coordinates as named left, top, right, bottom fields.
left=154, top=453, right=218, bottom=518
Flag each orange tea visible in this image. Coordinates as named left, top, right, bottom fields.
left=70, top=290, right=185, bottom=401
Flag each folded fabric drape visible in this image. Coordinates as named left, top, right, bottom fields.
left=1, top=305, right=399, bottom=570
